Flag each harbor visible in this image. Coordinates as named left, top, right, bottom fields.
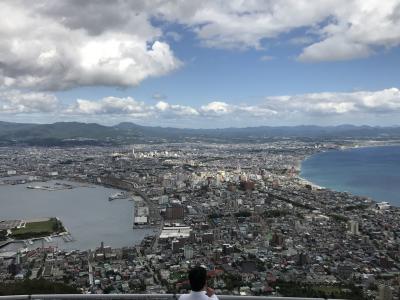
left=0, top=180, right=153, bottom=251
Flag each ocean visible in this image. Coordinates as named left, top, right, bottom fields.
left=301, top=145, right=400, bottom=206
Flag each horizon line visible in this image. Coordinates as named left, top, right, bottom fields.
left=2, top=120, right=400, bottom=130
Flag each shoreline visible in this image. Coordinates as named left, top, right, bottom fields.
left=296, top=142, right=400, bottom=205
left=0, top=217, right=70, bottom=249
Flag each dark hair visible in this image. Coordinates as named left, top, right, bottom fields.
left=188, top=266, right=207, bottom=291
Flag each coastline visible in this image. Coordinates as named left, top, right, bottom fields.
left=0, top=217, right=70, bottom=250
left=296, top=142, right=400, bottom=206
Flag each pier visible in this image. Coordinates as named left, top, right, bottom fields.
left=100, top=176, right=161, bottom=228
left=61, top=233, right=74, bottom=242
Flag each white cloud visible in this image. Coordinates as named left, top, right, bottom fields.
left=155, top=101, right=199, bottom=117
left=298, top=37, right=373, bottom=62
left=298, top=1, right=400, bottom=61
left=154, top=1, right=339, bottom=49
left=66, top=97, right=152, bottom=118
left=240, top=105, right=278, bottom=117
left=262, top=88, right=400, bottom=115
left=66, top=88, right=400, bottom=122
left=200, top=101, right=233, bottom=115
left=0, top=0, right=399, bottom=94
left=154, top=0, right=400, bottom=60
left=200, top=101, right=277, bottom=117
left=66, top=97, right=199, bottom=119
left=260, top=55, right=275, bottom=61
left=0, top=90, right=59, bottom=113
left=155, top=101, right=170, bottom=111
left=3, top=88, right=400, bottom=126
left=0, top=1, right=181, bottom=91
left=164, top=104, right=199, bottom=116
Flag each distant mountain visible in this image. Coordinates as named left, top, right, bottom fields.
left=0, top=121, right=122, bottom=146
left=0, top=120, right=400, bottom=146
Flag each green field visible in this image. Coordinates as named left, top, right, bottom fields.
left=10, top=218, right=65, bottom=240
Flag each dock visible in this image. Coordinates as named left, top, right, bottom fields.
left=61, top=233, right=74, bottom=242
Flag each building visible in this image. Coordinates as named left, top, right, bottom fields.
left=240, top=180, right=255, bottom=191
left=165, top=205, right=185, bottom=220
left=378, top=284, right=393, bottom=300
left=184, top=245, right=194, bottom=260
left=134, top=216, right=148, bottom=226
left=159, top=225, right=191, bottom=240
left=348, top=220, right=359, bottom=235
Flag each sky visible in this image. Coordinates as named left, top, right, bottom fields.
left=0, top=0, right=400, bottom=128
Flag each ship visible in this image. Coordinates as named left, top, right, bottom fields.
left=27, top=185, right=41, bottom=189
left=108, top=191, right=128, bottom=201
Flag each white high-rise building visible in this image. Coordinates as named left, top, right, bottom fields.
left=184, top=245, right=194, bottom=260
left=348, top=220, right=359, bottom=235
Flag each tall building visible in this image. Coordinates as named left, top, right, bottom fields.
left=165, top=204, right=185, bottom=220
left=348, top=220, right=359, bottom=235
left=184, top=245, right=194, bottom=260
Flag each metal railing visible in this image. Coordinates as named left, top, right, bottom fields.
left=0, top=294, right=344, bottom=300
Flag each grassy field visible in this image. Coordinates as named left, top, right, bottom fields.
left=11, top=218, right=65, bottom=239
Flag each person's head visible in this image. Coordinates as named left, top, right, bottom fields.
left=188, top=266, right=207, bottom=291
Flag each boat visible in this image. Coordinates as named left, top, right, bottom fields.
left=108, top=192, right=128, bottom=201
left=27, top=185, right=41, bottom=189
left=26, top=185, right=55, bottom=191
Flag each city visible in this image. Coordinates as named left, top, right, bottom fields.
left=1, top=1, right=400, bottom=299
left=1, top=139, right=399, bottom=299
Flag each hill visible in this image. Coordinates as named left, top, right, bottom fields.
left=0, top=121, right=400, bottom=145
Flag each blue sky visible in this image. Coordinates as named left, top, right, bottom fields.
left=1, top=1, right=400, bottom=127
left=59, top=29, right=400, bottom=105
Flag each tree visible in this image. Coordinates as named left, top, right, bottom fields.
left=0, top=279, right=79, bottom=295
left=0, top=230, right=7, bottom=241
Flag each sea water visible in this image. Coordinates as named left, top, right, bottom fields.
left=301, top=145, right=400, bottom=206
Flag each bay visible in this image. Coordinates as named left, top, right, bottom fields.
left=301, top=145, right=400, bottom=206
left=0, top=180, right=153, bottom=251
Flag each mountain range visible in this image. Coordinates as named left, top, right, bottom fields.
left=1, top=121, right=400, bottom=146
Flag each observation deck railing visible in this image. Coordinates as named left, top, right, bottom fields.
left=0, top=294, right=345, bottom=300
